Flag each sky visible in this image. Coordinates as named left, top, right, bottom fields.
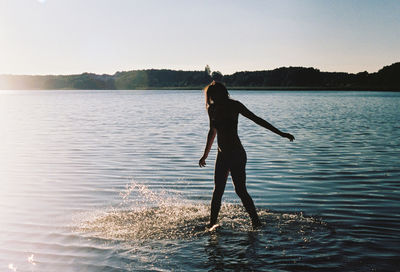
left=0, top=0, right=399, bottom=75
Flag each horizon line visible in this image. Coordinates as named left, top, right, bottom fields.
left=1, top=62, right=398, bottom=77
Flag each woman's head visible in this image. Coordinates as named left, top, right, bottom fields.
left=204, top=81, right=229, bottom=108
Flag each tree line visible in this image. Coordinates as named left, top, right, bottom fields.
left=0, top=62, right=399, bottom=90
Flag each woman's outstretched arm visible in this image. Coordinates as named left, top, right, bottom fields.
left=199, top=128, right=217, bottom=167
left=237, top=101, right=295, bottom=141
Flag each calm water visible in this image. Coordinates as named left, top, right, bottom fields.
left=0, top=90, right=399, bottom=271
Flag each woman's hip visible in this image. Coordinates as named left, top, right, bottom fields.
left=216, top=146, right=247, bottom=167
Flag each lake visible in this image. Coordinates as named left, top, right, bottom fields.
left=0, top=90, right=399, bottom=271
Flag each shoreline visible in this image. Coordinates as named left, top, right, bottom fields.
left=1, top=62, right=399, bottom=91
left=1, top=87, right=399, bottom=91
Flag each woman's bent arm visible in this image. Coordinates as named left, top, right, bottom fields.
left=199, top=128, right=217, bottom=167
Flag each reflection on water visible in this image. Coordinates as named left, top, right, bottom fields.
left=0, top=90, right=399, bottom=271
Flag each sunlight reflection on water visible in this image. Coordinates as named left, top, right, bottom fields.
left=0, top=90, right=399, bottom=271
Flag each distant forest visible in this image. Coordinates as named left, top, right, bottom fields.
left=1, top=62, right=399, bottom=91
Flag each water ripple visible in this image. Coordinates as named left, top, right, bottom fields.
left=1, top=90, right=399, bottom=271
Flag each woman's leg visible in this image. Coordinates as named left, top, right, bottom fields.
left=210, top=151, right=229, bottom=226
left=230, top=149, right=262, bottom=227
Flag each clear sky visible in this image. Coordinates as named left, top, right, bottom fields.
left=0, top=0, right=399, bottom=75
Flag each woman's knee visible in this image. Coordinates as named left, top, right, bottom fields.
left=234, top=185, right=248, bottom=198
left=213, top=184, right=225, bottom=197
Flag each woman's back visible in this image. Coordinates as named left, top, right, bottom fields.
left=209, top=99, right=242, bottom=151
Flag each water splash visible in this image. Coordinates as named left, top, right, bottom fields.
left=8, top=263, right=17, bottom=272
left=118, top=178, right=185, bottom=208
left=79, top=203, right=327, bottom=241
left=28, top=254, right=36, bottom=266
left=78, top=180, right=328, bottom=241
left=80, top=204, right=209, bottom=240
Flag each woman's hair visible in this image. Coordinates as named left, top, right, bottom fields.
left=204, top=81, right=229, bottom=108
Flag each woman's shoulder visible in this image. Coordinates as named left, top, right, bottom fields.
left=228, top=99, right=244, bottom=109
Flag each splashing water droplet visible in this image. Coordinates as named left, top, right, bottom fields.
left=28, top=254, right=36, bottom=265
left=8, top=263, right=17, bottom=271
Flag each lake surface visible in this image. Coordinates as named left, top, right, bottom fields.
left=0, top=90, right=399, bottom=271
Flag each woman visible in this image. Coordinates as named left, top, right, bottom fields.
left=199, top=81, right=294, bottom=229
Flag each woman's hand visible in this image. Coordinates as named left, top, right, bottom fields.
left=199, top=128, right=216, bottom=168
left=282, top=133, right=295, bottom=142
left=199, top=155, right=207, bottom=167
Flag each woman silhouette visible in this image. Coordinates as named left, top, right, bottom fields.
left=199, top=81, right=294, bottom=228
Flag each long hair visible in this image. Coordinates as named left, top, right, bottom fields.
left=204, top=81, right=229, bottom=108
